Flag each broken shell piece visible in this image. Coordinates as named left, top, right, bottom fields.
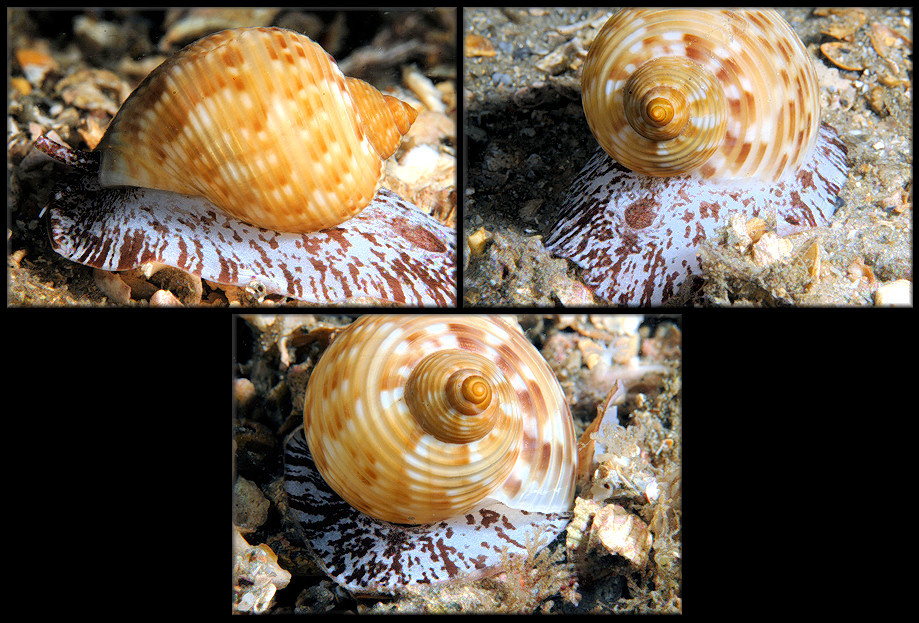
left=15, top=47, right=58, bottom=85
left=466, top=226, right=492, bottom=257
left=577, top=380, right=625, bottom=486
left=464, top=34, right=496, bottom=58
left=875, top=279, right=912, bottom=306
left=868, top=22, right=911, bottom=60
left=566, top=499, right=652, bottom=579
left=801, top=238, right=824, bottom=284
left=728, top=214, right=767, bottom=249
left=820, top=41, right=864, bottom=71
left=232, top=528, right=291, bottom=614
left=566, top=497, right=602, bottom=558
left=589, top=504, right=653, bottom=568
left=149, top=289, right=183, bottom=306
left=751, top=231, right=794, bottom=267
left=846, top=257, right=878, bottom=286
left=92, top=268, right=131, bottom=304
left=818, top=8, right=866, bottom=41
left=577, top=380, right=660, bottom=504
left=91, top=263, right=205, bottom=305
left=593, top=458, right=661, bottom=504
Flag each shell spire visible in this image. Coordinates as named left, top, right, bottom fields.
left=346, top=77, right=418, bottom=159
left=95, top=27, right=419, bottom=233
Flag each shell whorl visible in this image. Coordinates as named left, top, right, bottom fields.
left=96, top=27, right=418, bottom=233
left=405, top=350, right=509, bottom=443
left=303, top=315, right=577, bottom=525
left=581, top=9, right=821, bottom=182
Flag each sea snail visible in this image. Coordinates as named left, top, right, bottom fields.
left=545, top=9, right=848, bottom=305
left=284, top=315, right=577, bottom=592
left=37, top=27, right=455, bottom=305
left=100, top=26, right=418, bottom=233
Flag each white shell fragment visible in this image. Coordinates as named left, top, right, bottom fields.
left=283, top=428, right=572, bottom=595
left=590, top=504, right=653, bottom=569
left=546, top=123, right=848, bottom=305
left=46, top=176, right=456, bottom=306
left=874, top=279, right=912, bottom=307
left=232, top=528, right=291, bottom=614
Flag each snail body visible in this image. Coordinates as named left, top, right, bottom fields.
left=284, top=315, right=577, bottom=592
left=46, top=175, right=456, bottom=305
left=546, top=9, right=848, bottom=305
left=97, top=27, right=418, bottom=233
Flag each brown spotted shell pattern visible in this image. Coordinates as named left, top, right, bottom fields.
left=96, top=27, right=418, bottom=233
left=303, top=316, right=578, bottom=525
left=581, top=9, right=821, bottom=182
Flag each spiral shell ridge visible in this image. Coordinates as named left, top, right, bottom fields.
left=581, top=9, right=821, bottom=181
left=304, top=316, right=577, bottom=525
left=345, top=77, right=419, bottom=160
left=97, top=27, right=418, bottom=233
left=405, top=350, right=506, bottom=443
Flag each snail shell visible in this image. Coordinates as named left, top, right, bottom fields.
left=96, top=27, right=418, bottom=233
left=581, top=9, right=821, bottom=181
left=303, top=315, right=577, bottom=525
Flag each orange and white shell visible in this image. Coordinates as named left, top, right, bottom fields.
left=95, top=27, right=418, bottom=233
left=581, top=9, right=821, bottom=182
left=303, top=315, right=578, bottom=525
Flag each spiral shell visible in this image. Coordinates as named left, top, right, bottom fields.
left=96, top=27, right=418, bottom=233
left=303, top=315, right=577, bottom=525
left=581, top=9, right=821, bottom=181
